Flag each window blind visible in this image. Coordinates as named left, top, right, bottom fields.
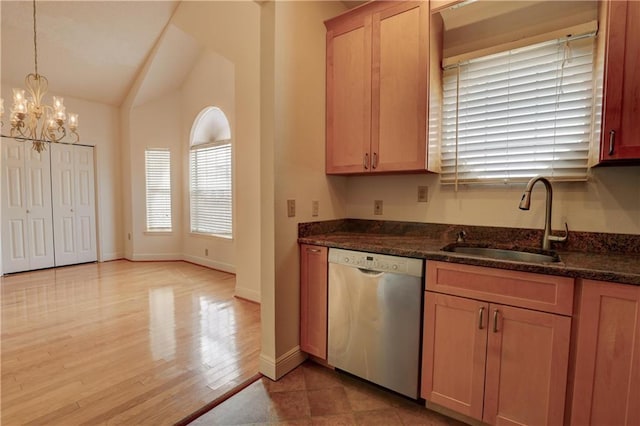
left=145, top=149, right=172, bottom=231
left=441, top=36, right=595, bottom=184
left=190, top=142, right=232, bottom=237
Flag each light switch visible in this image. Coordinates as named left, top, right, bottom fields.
left=312, top=200, right=319, bottom=217
left=287, top=199, right=296, bottom=217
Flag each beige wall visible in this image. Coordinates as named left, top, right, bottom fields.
left=180, top=51, right=236, bottom=274
left=0, top=86, right=123, bottom=271
left=172, top=0, right=262, bottom=301
left=267, top=0, right=348, bottom=377
left=345, top=166, right=640, bottom=235
left=119, top=1, right=261, bottom=299
left=129, top=91, right=183, bottom=260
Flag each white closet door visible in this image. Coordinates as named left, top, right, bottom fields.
left=74, top=146, right=97, bottom=263
left=51, top=144, right=78, bottom=266
left=25, top=145, right=55, bottom=270
left=51, top=144, right=97, bottom=266
left=1, top=138, right=55, bottom=274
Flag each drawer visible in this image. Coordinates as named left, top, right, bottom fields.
left=426, top=261, right=574, bottom=315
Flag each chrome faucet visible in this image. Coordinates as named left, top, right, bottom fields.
left=519, top=176, right=568, bottom=250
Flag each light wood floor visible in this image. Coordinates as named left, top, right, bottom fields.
left=1, top=260, right=261, bottom=425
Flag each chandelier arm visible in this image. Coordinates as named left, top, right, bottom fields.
left=6, top=0, right=79, bottom=151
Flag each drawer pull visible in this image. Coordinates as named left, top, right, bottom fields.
left=307, top=248, right=321, bottom=253
left=493, top=309, right=499, bottom=333
left=478, top=307, right=485, bottom=330
left=608, top=130, right=616, bottom=155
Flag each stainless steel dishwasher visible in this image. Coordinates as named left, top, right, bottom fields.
left=328, top=248, right=423, bottom=399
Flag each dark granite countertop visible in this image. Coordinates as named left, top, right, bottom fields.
left=298, top=220, right=640, bottom=286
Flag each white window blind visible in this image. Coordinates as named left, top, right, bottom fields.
left=441, top=36, right=596, bottom=184
left=190, top=142, right=232, bottom=237
left=145, top=149, right=172, bottom=231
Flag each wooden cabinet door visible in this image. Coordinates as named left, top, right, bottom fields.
left=300, top=244, right=328, bottom=359
left=422, top=292, right=488, bottom=420
left=372, top=1, right=428, bottom=172
left=484, top=304, right=571, bottom=426
left=570, top=280, right=640, bottom=426
left=326, top=13, right=372, bottom=174
left=600, top=0, right=640, bottom=161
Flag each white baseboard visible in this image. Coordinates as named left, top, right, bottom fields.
left=235, top=286, right=260, bottom=303
left=100, top=252, right=124, bottom=262
left=259, top=346, right=307, bottom=381
left=130, top=253, right=182, bottom=261
left=182, top=254, right=236, bottom=274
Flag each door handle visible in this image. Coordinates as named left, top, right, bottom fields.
left=364, top=153, right=369, bottom=170
left=372, top=152, right=378, bottom=169
left=478, top=307, right=485, bottom=330
left=493, top=309, right=499, bottom=333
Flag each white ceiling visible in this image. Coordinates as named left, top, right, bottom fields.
left=1, top=1, right=179, bottom=106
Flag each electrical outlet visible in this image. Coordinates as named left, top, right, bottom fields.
left=205, top=248, right=209, bottom=256
left=312, top=200, right=319, bottom=217
left=287, top=199, right=296, bottom=217
left=418, top=186, right=429, bottom=202
left=374, top=200, right=383, bottom=215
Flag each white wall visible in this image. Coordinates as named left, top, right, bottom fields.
left=345, top=166, right=640, bottom=235
left=0, top=86, right=123, bottom=271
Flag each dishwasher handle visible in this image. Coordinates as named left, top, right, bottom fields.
left=356, top=268, right=385, bottom=277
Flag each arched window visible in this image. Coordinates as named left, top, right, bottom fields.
left=189, top=107, right=232, bottom=237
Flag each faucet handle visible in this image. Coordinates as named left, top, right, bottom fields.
left=457, top=230, right=467, bottom=243
left=548, top=222, right=569, bottom=244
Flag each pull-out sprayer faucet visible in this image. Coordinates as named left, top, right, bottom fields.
left=519, top=176, right=568, bottom=250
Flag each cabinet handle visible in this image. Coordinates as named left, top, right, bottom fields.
left=26, top=209, right=30, bottom=214
left=307, top=248, right=321, bottom=253
left=478, top=307, right=485, bottom=330
left=364, top=153, right=369, bottom=170
left=493, top=309, right=499, bottom=333
left=372, top=152, right=378, bottom=169
left=608, top=130, right=616, bottom=155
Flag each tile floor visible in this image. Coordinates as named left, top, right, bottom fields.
left=189, top=361, right=465, bottom=425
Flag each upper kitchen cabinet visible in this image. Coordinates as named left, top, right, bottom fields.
left=597, top=0, right=640, bottom=163
left=325, top=1, right=439, bottom=175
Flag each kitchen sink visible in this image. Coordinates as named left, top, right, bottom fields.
left=442, top=244, right=560, bottom=264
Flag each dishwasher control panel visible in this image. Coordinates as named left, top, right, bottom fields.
left=328, top=248, right=423, bottom=277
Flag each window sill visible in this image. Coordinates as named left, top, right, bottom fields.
left=189, top=232, right=233, bottom=241
left=144, top=230, right=174, bottom=236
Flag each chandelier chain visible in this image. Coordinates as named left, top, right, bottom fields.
left=33, top=0, right=38, bottom=76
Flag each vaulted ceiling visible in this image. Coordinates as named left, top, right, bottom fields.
left=1, top=1, right=179, bottom=106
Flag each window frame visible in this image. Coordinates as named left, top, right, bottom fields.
left=189, top=140, right=233, bottom=239
left=144, top=148, right=172, bottom=233
left=439, top=34, right=597, bottom=186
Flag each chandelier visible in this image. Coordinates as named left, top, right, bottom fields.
left=0, top=0, right=79, bottom=153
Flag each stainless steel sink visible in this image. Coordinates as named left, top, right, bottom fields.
left=442, top=244, right=560, bottom=263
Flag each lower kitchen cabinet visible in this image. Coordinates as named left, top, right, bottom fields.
left=570, top=280, right=640, bottom=425
left=422, top=261, right=573, bottom=425
left=299, top=244, right=328, bottom=359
